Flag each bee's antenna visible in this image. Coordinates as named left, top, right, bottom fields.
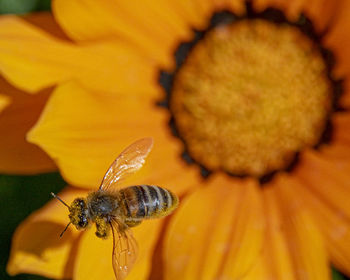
left=60, top=222, right=71, bottom=238
left=51, top=192, right=70, bottom=208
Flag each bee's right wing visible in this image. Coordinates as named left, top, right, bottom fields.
left=110, top=219, right=138, bottom=280
left=99, top=138, right=153, bottom=191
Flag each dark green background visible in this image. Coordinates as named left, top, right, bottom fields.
left=0, top=0, right=348, bottom=279
left=0, top=173, right=66, bottom=280
left=0, top=0, right=50, bottom=14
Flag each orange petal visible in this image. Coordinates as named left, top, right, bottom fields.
left=172, top=0, right=245, bottom=30
left=320, top=143, right=350, bottom=159
left=237, top=255, right=272, bottom=280
left=252, top=0, right=306, bottom=21
left=238, top=245, right=293, bottom=279
left=283, top=175, right=350, bottom=276
left=74, top=219, right=163, bottom=280
left=242, top=179, right=331, bottom=280
left=331, top=112, right=350, bottom=145
left=295, top=149, right=350, bottom=219
left=323, top=0, right=350, bottom=79
left=273, top=174, right=331, bottom=280
left=252, top=0, right=344, bottom=34
left=164, top=175, right=264, bottom=280
left=319, top=142, right=350, bottom=181
left=301, top=0, right=343, bottom=33
left=7, top=187, right=88, bottom=279
left=251, top=186, right=296, bottom=280
left=100, top=123, right=201, bottom=196
left=138, top=158, right=201, bottom=197
left=338, top=78, right=350, bottom=108
left=130, top=135, right=201, bottom=196
left=53, top=0, right=195, bottom=69
left=21, top=12, right=71, bottom=40
left=0, top=93, right=10, bottom=112
left=0, top=15, right=156, bottom=94
left=0, top=76, right=56, bottom=174
left=191, top=0, right=219, bottom=25
left=322, top=0, right=350, bottom=109
left=214, top=0, right=246, bottom=14
left=27, top=82, right=168, bottom=189
left=169, top=0, right=213, bottom=30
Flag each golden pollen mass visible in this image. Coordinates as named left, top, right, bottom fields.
left=170, top=19, right=332, bottom=177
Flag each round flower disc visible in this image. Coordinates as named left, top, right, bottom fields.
left=170, top=19, right=332, bottom=177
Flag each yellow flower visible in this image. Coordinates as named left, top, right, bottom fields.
left=2, top=0, right=350, bottom=280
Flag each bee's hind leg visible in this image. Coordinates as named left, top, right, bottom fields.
left=95, top=217, right=110, bottom=239
left=125, top=219, right=142, bottom=227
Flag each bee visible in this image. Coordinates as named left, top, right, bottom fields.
left=51, top=138, right=179, bottom=280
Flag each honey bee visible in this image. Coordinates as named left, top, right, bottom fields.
left=51, top=138, right=179, bottom=280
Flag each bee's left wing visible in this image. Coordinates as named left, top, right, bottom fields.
left=110, top=219, right=138, bottom=280
left=99, top=138, right=153, bottom=191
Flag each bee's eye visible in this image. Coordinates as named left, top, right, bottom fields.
left=78, top=215, right=88, bottom=228
left=69, top=198, right=89, bottom=229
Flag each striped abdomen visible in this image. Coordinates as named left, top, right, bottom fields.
left=119, top=185, right=179, bottom=220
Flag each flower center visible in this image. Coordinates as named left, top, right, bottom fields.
left=169, top=19, right=332, bottom=177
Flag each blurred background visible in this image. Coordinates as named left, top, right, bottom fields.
left=0, top=0, right=50, bottom=14
left=0, top=1, right=348, bottom=280
left=0, top=2, right=61, bottom=280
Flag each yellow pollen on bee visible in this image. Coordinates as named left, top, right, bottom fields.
left=94, top=216, right=110, bottom=239
left=170, top=19, right=332, bottom=177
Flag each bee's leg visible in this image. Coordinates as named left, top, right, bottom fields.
left=125, top=219, right=142, bottom=227
left=95, top=217, right=110, bottom=239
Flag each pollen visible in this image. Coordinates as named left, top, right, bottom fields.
left=170, top=19, right=332, bottom=177
left=95, top=216, right=110, bottom=239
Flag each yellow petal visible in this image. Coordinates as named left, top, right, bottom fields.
left=53, top=0, right=194, bottom=69
left=74, top=219, right=163, bottom=280
left=164, top=175, right=264, bottom=280
left=273, top=174, right=331, bottom=280
left=0, top=15, right=156, bottom=94
left=0, top=76, right=55, bottom=174
left=7, top=187, right=88, bottom=279
left=27, top=82, right=167, bottom=189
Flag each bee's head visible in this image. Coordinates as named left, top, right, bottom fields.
left=51, top=192, right=90, bottom=237
left=69, top=198, right=90, bottom=230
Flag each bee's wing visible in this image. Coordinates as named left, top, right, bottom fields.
left=110, top=219, right=138, bottom=280
left=99, top=138, right=153, bottom=191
